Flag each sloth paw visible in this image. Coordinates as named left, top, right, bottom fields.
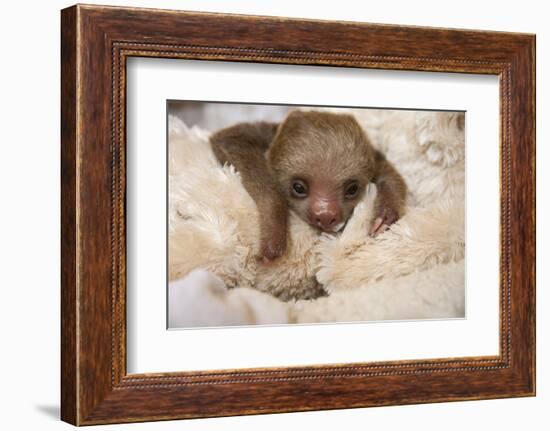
left=369, top=206, right=399, bottom=236
left=259, top=231, right=287, bottom=263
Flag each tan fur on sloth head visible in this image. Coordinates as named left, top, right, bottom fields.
left=268, top=110, right=376, bottom=233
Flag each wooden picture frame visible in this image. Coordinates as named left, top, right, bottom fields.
left=61, top=4, right=535, bottom=425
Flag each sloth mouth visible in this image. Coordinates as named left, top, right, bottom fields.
left=310, top=220, right=347, bottom=234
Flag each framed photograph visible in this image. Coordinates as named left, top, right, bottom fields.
left=61, top=4, right=535, bottom=425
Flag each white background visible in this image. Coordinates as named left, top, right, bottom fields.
left=0, top=0, right=546, bottom=430
left=127, top=59, right=499, bottom=373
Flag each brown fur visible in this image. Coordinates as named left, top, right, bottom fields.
left=210, top=110, right=407, bottom=261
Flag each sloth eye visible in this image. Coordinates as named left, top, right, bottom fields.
left=291, top=180, right=308, bottom=198
left=344, top=182, right=360, bottom=199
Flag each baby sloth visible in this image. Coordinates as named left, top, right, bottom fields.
left=210, top=110, right=407, bottom=262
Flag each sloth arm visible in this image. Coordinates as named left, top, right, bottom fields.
left=210, top=122, right=288, bottom=261
left=370, top=149, right=408, bottom=234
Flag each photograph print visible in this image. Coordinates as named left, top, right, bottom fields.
left=168, top=101, right=465, bottom=328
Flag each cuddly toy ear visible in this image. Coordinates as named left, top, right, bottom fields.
left=416, top=112, right=465, bottom=168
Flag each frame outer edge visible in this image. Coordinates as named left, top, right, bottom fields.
left=531, top=34, right=536, bottom=396
left=508, top=35, right=536, bottom=396
left=61, top=4, right=80, bottom=426
left=526, top=34, right=536, bottom=396
left=525, top=34, right=536, bottom=395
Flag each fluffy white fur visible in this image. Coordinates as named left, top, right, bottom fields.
left=168, top=109, right=465, bottom=324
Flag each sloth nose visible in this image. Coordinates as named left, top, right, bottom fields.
left=315, top=212, right=339, bottom=231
